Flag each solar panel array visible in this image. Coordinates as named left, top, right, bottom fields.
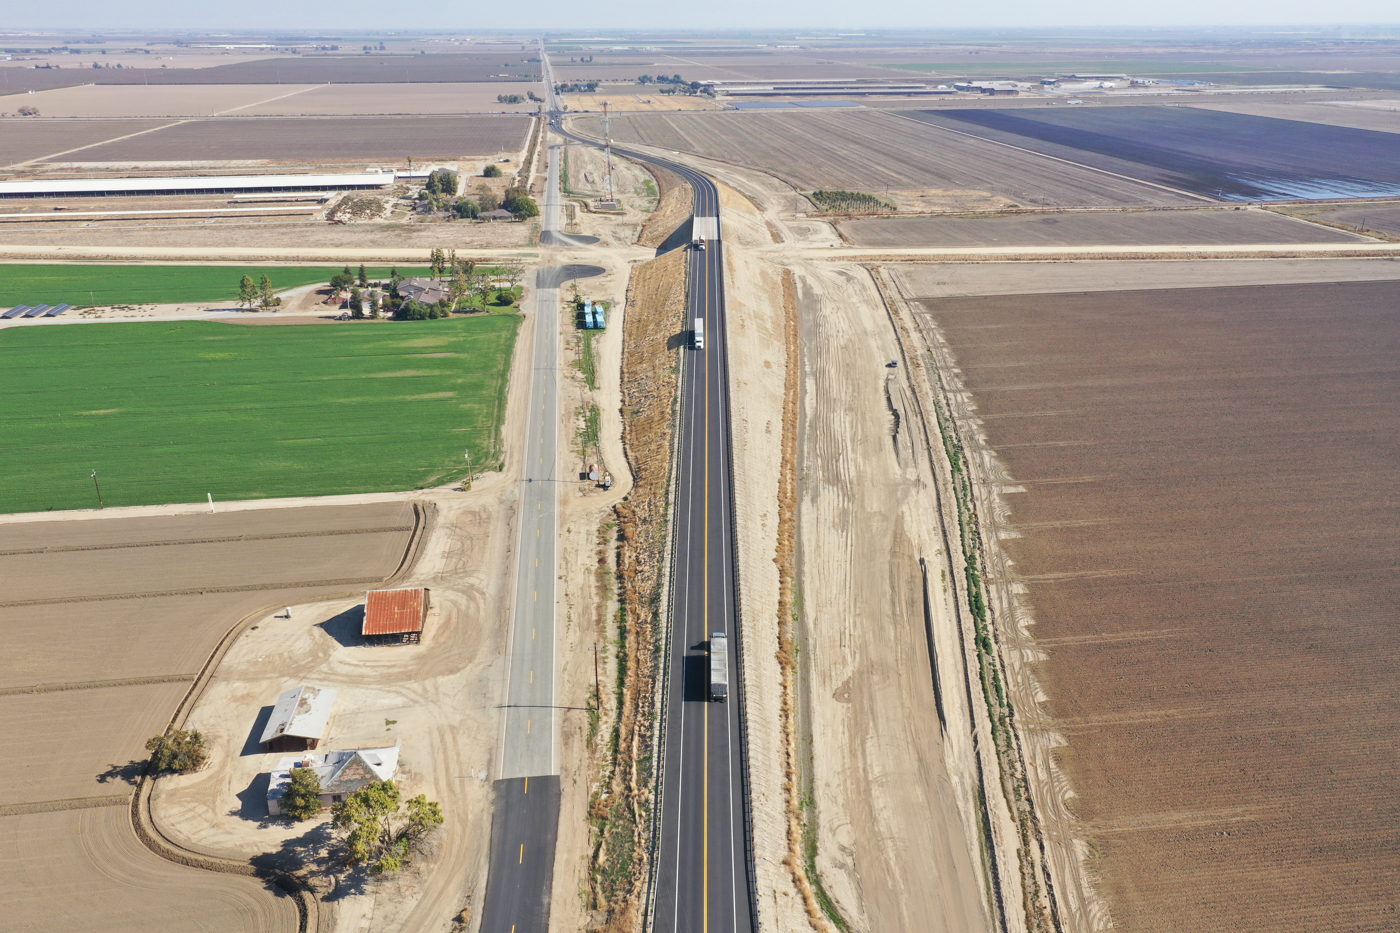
left=1, top=302, right=72, bottom=320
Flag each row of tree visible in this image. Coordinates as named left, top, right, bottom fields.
left=237, top=274, right=282, bottom=311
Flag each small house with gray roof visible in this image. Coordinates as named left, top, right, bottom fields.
left=266, top=744, right=401, bottom=815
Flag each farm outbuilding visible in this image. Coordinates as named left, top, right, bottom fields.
left=259, top=684, right=337, bottom=753
left=363, top=586, right=430, bottom=645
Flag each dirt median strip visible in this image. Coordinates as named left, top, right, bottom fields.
left=0, top=524, right=414, bottom=557
left=0, top=673, right=198, bottom=696
left=0, top=794, right=131, bottom=817
left=0, top=575, right=387, bottom=608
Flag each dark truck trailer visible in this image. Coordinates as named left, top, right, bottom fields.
left=709, top=632, right=728, bottom=701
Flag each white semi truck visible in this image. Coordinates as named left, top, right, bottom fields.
left=709, top=632, right=728, bottom=701
left=693, top=317, right=705, bottom=350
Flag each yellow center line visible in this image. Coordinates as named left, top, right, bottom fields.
left=525, top=776, right=529, bottom=793
left=519, top=843, right=524, bottom=864
left=527, top=719, right=532, bottom=733
left=703, top=242, right=711, bottom=933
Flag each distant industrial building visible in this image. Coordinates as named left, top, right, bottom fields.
left=363, top=587, right=430, bottom=645
left=266, top=744, right=400, bottom=815
left=260, top=684, right=337, bottom=753
left=0, top=171, right=398, bottom=200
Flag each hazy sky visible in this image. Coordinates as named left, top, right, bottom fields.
left=8, top=0, right=1400, bottom=31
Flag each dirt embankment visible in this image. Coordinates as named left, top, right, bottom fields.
left=587, top=246, right=687, bottom=930
left=635, top=164, right=691, bottom=249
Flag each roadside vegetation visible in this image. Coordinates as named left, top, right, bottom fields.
left=0, top=316, right=519, bottom=513
left=926, top=340, right=1056, bottom=933
left=586, top=248, right=686, bottom=929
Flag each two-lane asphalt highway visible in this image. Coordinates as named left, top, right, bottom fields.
left=552, top=100, right=758, bottom=931
left=651, top=176, right=757, bottom=933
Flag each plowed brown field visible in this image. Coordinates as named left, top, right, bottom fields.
left=1, top=118, right=172, bottom=167
left=841, top=208, right=1360, bottom=247
left=0, top=501, right=418, bottom=931
left=587, top=110, right=1192, bottom=207
left=915, top=279, right=1400, bottom=933
left=52, top=115, right=532, bottom=162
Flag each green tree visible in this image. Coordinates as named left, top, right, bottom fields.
left=429, top=247, right=447, bottom=279
left=482, top=163, right=503, bottom=178
left=329, top=272, right=355, bottom=298
left=331, top=780, right=444, bottom=875
left=357, top=264, right=368, bottom=287
left=282, top=766, right=325, bottom=820
left=476, top=184, right=499, bottom=212
left=258, top=274, right=281, bottom=310
left=145, top=728, right=209, bottom=774
left=503, top=195, right=538, bottom=219
left=238, top=274, right=258, bottom=310
left=453, top=198, right=479, bottom=220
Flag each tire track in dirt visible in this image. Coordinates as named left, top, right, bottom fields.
left=0, top=525, right=414, bottom=557
left=0, top=674, right=197, bottom=696
left=0, top=576, right=390, bottom=608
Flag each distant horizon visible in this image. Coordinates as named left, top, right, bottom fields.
left=4, top=1, right=1400, bottom=34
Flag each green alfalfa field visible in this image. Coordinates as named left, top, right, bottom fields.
left=0, top=316, right=519, bottom=513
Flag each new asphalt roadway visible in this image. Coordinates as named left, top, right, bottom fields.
left=551, top=107, right=759, bottom=931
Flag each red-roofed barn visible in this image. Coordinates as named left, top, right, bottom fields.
left=362, top=587, right=430, bottom=645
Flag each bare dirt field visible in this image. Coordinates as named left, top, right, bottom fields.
left=0, top=806, right=299, bottom=933
left=0, top=52, right=541, bottom=90
left=1301, top=203, right=1400, bottom=238
left=51, top=115, right=533, bottom=163
left=889, top=256, right=1400, bottom=298
left=7, top=85, right=320, bottom=119
left=582, top=110, right=1194, bottom=208
left=1188, top=99, right=1400, bottom=135
left=236, top=83, right=545, bottom=116
left=0, top=118, right=172, bottom=166
left=0, top=502, right=417, bottom=930
left=840, top=208, right=1361, bottom=247
left=563, top=92, right=721, bottom=112
left=910, top=278, right=1400, bottom=933
left=0, top=215, right=537, bottom=252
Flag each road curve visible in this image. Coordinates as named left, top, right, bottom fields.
left=552, top=102, right=760, bottom=933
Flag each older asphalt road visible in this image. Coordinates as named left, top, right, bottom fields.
left=552, top=100, right=758, bottom=930
left=481, top=139, right=603, bottom=933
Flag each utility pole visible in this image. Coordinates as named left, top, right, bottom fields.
left=463, top=448, right=475, bottom=489
left=602, top=100, right=615, bottom=207
left=90, top=470, right=104, bottom=509
left=592, top=646, right=602, bottom=702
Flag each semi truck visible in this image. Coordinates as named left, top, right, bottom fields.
left=709, top=632, right=728, bottom=701
left=693, top=317, right=705, bottom=350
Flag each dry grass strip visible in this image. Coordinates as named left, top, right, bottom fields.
left=589, top=248, right=687, bottom=931
left=636, top=164, right=691, bottom=249
left=775, top=269, right=841, bottom=933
